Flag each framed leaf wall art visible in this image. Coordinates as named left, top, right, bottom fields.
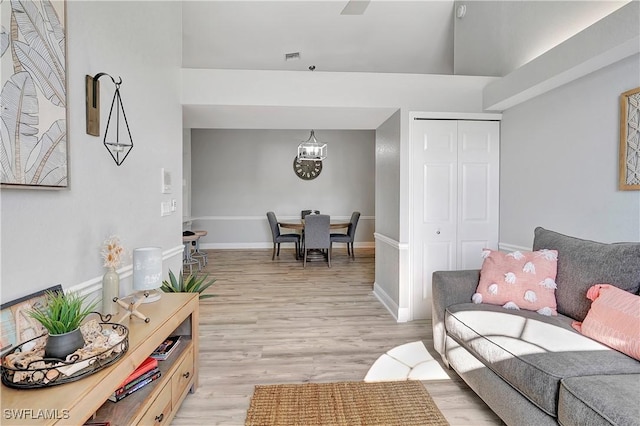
left=620, top=87, right=640, bottom=190
left=1, top=0, right=67, bottom=189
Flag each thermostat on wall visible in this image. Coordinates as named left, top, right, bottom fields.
left=162, top=168, right=172, bottom=194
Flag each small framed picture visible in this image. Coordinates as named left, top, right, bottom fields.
left=1, top=285, right=63, bottom=356
left=619, top=87, right=640, bottom=190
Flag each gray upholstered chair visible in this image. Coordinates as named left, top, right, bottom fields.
left=330, top=211, right=360, bottom=259
left=267, top=211, right=300, bottom=260
left=302, top=214, right=331, bottom=268
left=301, top=209, right=320, bottom=218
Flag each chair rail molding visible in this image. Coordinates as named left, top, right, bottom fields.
left=373, top=232, right=410, bottom=322
left=191, top=215, right=375, bottom=222
left=67, top=245, right=184, bottom=297
left=373, top=232, right=409, bottom=250
left=192, top=215, right=375, bottom=249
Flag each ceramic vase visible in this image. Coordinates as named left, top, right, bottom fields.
left=45, top=328, right=85, bottom=360
left=102, top=266, right=120, bottom=316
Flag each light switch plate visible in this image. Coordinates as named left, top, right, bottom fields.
left=161, top=201, right=171, bottom=216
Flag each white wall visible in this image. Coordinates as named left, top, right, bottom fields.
left=0, top=1, right=183, bottom=304
left=454, top=0, right=627, bottom=76
left=182, top=68, right=497, bottom=113
left=189, top=129, right=375, bottom=248
left=482, top=1, right=639, bottom=111
left=499, top=53, right=640, bottom=248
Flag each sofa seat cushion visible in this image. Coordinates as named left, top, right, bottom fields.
left=558, top=374, right=640, bottom=426
left=445, top=303, right=640, bottom=416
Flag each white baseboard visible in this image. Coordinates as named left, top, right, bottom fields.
left=373, top=282, right=400, bottom=322
left=396, top=307, right=410, bottom=323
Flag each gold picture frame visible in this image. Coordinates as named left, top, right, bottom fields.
left=619, top=87, right=640, bottom=190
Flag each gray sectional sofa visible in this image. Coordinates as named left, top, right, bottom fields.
left=432, top=227, right=640, bottom=425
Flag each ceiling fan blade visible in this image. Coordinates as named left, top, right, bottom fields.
left=341, top=0, right=370, bottom=15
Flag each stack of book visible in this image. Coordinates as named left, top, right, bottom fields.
left=109, top=357, right=161, bottom=402
left=150, top=335, right=181, bottom=360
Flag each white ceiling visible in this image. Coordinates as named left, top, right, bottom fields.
left=182, top=1, right=455, bottom=74
left=181, top=1, right=629, bottom=130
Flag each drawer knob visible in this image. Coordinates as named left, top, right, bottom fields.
left=155, top=413, right=164, bottom=422
left=183, top=371, right=190, bottom=379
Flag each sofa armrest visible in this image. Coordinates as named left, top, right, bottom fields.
left=432, top=269, right=480, bottom=365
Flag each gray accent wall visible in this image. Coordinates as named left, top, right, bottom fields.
left=373, top=111, right=402, bottom=316
left=375, top=111, right=401, bottom=241
left=0, top=2, right=183, bottom=304
left=189, top=129, right=375, bottom=248
left=499, top=53, right=640, bottom=248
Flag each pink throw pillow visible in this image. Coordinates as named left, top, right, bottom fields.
left=473, top=249, right=558, bottom=315
left=572, top=284, right=640, bottom=361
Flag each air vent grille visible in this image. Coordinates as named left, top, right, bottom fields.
left=285, top=52, right=301, bottom=61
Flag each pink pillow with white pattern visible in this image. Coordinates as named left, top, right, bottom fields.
left=572, top=284, right=640, bottom=361
left=473, top=249, right=559, bottom=316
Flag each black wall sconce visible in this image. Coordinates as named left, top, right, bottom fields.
left=86, top=73, right=133, bottom=166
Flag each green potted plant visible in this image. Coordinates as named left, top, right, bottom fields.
left=161, top=270, right=216, bottom=299
left=28, top=290, right=99, bottom=359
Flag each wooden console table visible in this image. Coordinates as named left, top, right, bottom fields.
left=1, top=293, right=199, bottom=426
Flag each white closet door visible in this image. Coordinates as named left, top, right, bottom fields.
left=457, top=121, right=500, bottom=269
left=411, top=119, right=500, bottom=320
left=411, top=120, right=458, bottom=320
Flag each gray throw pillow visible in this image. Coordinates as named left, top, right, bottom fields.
left=532, top=227, right=640, bottom=321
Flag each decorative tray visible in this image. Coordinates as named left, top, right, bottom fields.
left=1, top=314, right=128, bottom=389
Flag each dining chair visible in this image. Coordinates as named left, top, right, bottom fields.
left=302, top=214, right=331, bottom=268
left=330, top=211, right=360, bottom=259
left=301, top=209, right=320, bottom=218
left=267, top=211, right=300, bottom=260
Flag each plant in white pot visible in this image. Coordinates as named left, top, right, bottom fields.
left=28, top=290, right=98, bottom=360
left=161, top=270, right=216, bottom=299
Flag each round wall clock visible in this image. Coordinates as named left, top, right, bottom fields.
left=293, top=156, right=322, bottom=180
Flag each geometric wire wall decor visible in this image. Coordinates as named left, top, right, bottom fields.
left=86, top=73, right=133, bottom=166
left=103, top=77, right=133, bottom=166
left=620, top=87, right=640, bottom=190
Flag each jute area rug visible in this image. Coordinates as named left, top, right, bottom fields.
left=245, top=380, right=449, bottom=426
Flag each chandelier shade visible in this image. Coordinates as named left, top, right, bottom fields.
left=297, top=130, right=327, bottom=161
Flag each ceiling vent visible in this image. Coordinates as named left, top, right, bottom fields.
left=285, top=52, right=301, bottom=61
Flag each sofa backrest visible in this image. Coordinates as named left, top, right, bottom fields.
left=532, top=227, right=640, bottom=321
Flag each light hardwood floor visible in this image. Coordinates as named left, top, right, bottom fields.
left=172, top=248, right=502, bottom=425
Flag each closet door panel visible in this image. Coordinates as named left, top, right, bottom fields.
left=411, top=119, right=457, bottom=320
left=457, top=120, right=500, bottom=269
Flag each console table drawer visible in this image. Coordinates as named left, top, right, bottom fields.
left=137, top=381, right=172, bottom=426
left=172, top=346, right=194, bottom=407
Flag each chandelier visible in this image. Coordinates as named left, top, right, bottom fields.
left=297, top=130, right=327, bottom=161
